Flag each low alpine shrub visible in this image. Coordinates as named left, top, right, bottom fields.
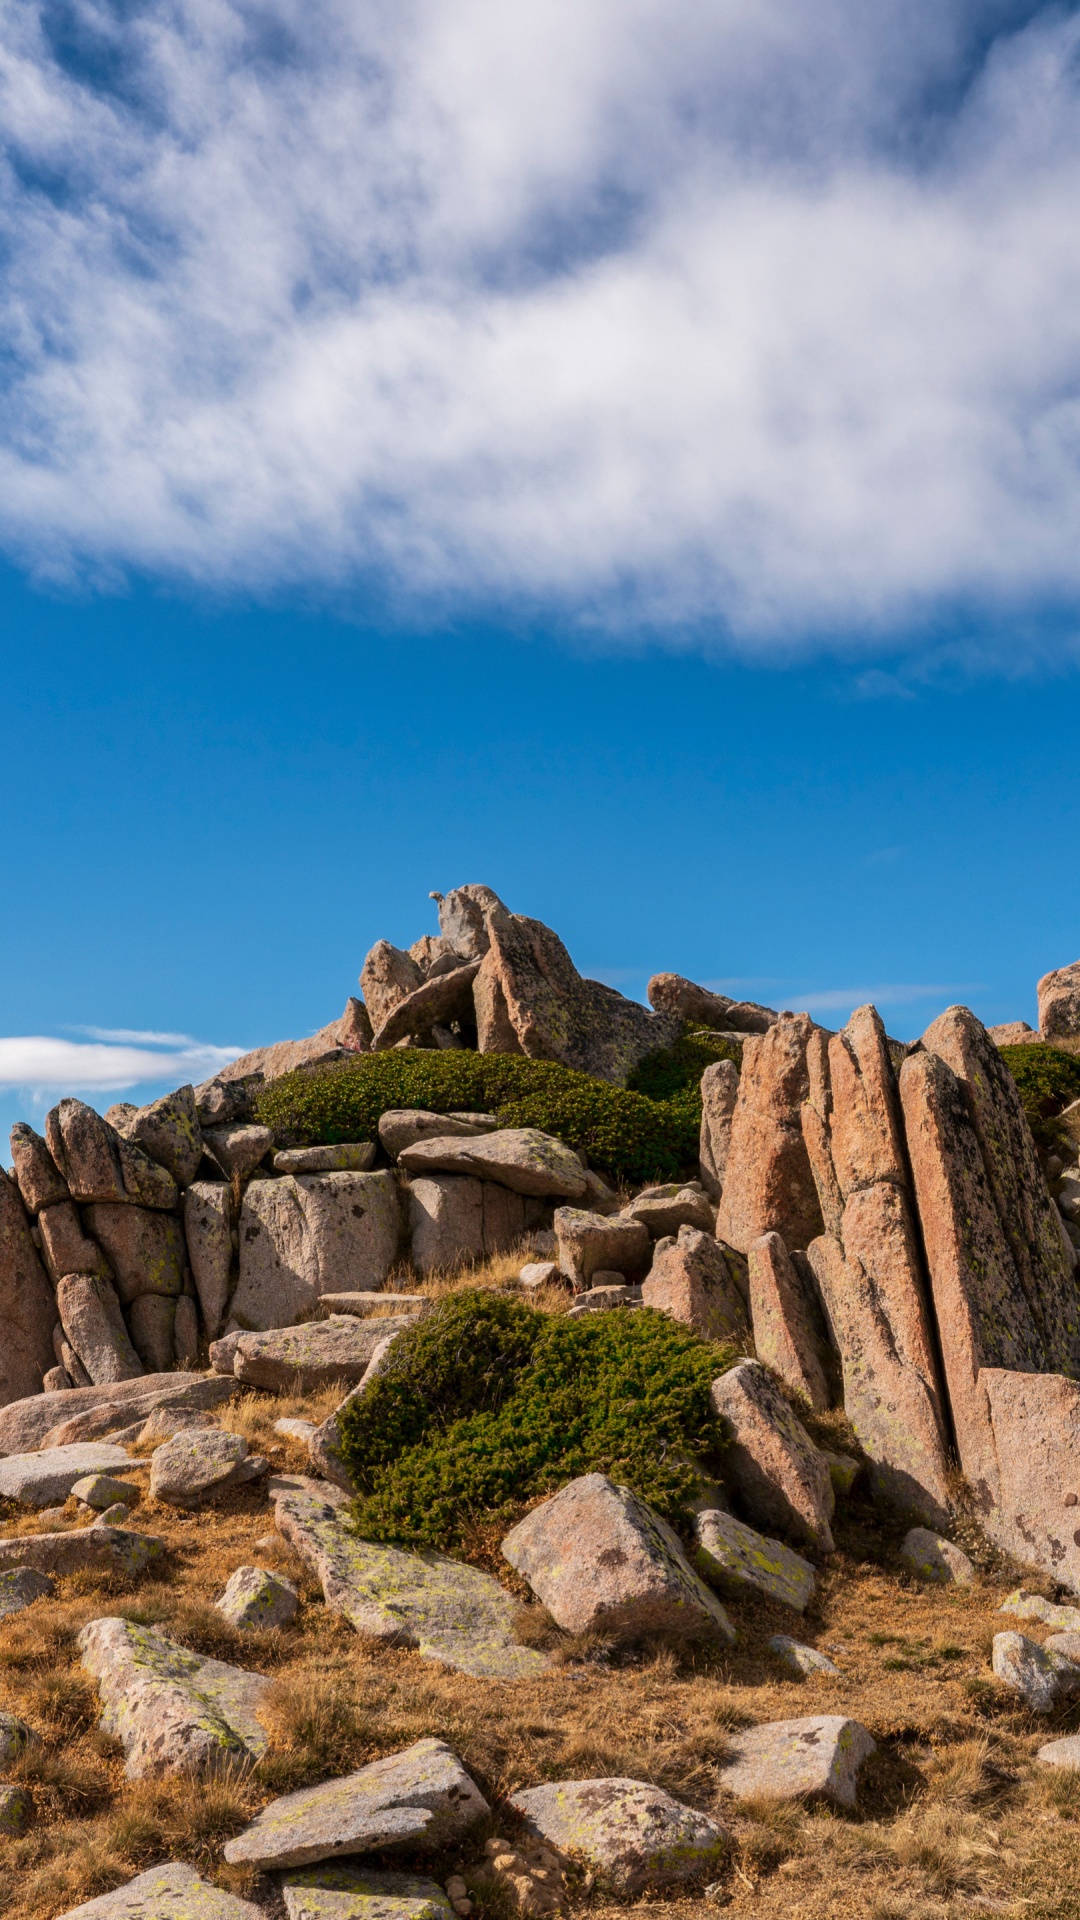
left=336, top=1289, right=732, bottom=1549
left=999, top=1042, right=1080, bottom=1152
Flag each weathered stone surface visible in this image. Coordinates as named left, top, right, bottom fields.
left=501, top=1472, right=734, bottom=1640
left=56, top=1328, right=92, bottom=1386
left=407, top=1175, right=530, bottom=1277
left=519, top=1262, right=561, bottom=1289
left=710, top=1361, right=834, bottom=1551
left=647, top=972, right=777, bottom=1036
left=1001, top=1590, right=1080, bottom=1631
left=107, top=1086, right=203, bottom=1190
left=43, top=1365, right=72, bottom=1393
left=78, top=1615, right=270, bottom=1777
left=38, top=1200, right=112, bottom=1284
left=138, top=1406, right=213, bottom=1444
left=978, top=1367, right=1080, bottom=1594
left=360, top=941, right=425, bottom=1033
left=224, top=1737, right=489, bottom=1869
left=433, top=883, right=505, bottom=959
left=826, top=1005, right=909, bottom=1200
left=0, top=1373, right=232, bottom=1455
left=57, top=1276, right=144, bottom=1384
left=989, top=1020, right=1040, bottom=1045
left=210, top=1333, right=244, bottom=1375
left=898, top=1528, right=974, bottom=1584
left=203, top=1125, right=273, bottom=1181
left=276, top=1418, right=317, bottom=1442
left=379, top=1111, right=497, bottom=1159
left=82, top=1205, right=186, bottom=1307
left=716, top=1016, right=824, bottom=1255
left=693, top=1509, right=815, bottom=1611
left=399, top=1129, right=585, bottom=1200
left=805, top=1230, right=951, bottom=1529
left=72, top=1471, right=140, bottom=1511
left=769, top=1636, right=839, bottom=1677
left=699, top=1059, right=740, bottom=1201
left=0, top=1709, right=33, bottom=1771
left=233, top=1316, right=418, bottom=1393
left=217, top=1565, right=299, bottom=1629
left=271, top=1478, right=547, bottom=1678
left=622, top=1188, right=715, bottom=1237
left=1037, top=1733, right=1080, bottom=1771
left=149, top=1430, right=255, bottom=1507
left=0, top=1567, right=54, bottom=1618
left=509, top=1777, right=728, bottom=1892
left=554, top=1208, right=651, bottom=1287
left=9, top=1122, right=69, bottom=1213
left=183, top=1184, right=233, bottom=1341
left=127, top=1294, right=178, bottom=1372
left=232, top=1172, right=401, bottom=1329
left=1039, top=960, right=1080, bottom=1041
left=640, top=1228, right=749, bottom=1342
left=0, top=1784, right=31, bottom=1833
left=281, top=1868, right=454, bottom=1920
left=56, top=1861, right=264, bottom=1920
left=747, top=1232, right=831, bottom=1412
left=372, top=964, right=482, bottom=1051
left=992, top=1631, right=1080, bottom=1712
left=46, top=1100, right=177, bottom=1209
left=213, top=1021, right=355, bottom=1090
left=473, top=903, right=682, bottom=1084
left=0, top=1442, right=132, bottom=1508
left=274, top=1144, right=377, bottom=1175
left=0, top=1171, right=61, bottom=1408
left=0, top=1525, right=161, bottom=1577
left=717, top=1716, right=876, bottom=1807
left=566, top=1283, right=641, bottom=1315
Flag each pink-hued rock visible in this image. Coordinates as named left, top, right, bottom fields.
left=372, top=964, right=482, bottom=1051
left=57, top=1275, right=144, bottom=1385
left=214, top=1018, right=359, bottom=1088
left=699, top=1060, right=740, bottom=1201
left=716, top=1016, right=824, bottom=1256
left=9, top=1124, right=69, bottom=1214
left=38, top=1202, right=112, bottom=1285
left=988, top=1021, right=1039, bottom=1045
left=1038, top=961, right=1080, bottom=1041
left=45, top=1100, right=176, bottom=1210
left=922, top=1005, right=1080, bottom=1376
left=646, top=973, right=777, bottom=1035
left=826, top=1006, right=908, bottom=1200
left=509, top=1777, right=729, bottom=1891
left=717, top=1715, right=875, bottom=1808
left=501, top=1473, right=735, bottom=1640
left=81, top=1205, right=187, bottom=1307
left=554, top=1208, right=651, bottom=1287
left=899, top=1047, right=1050, bottom=1510
left=0, top=1172, right=60, bottom=1409
left=106, top=1085, right=203, bottom=1190
left=980, top=1368, right=1080, bottom=1594
left=709, top=1360, right=835, bottom=1551
left=641, top=1228, right=749, bottom=1343
left=360, top=941, right=425, bottom=1033
left=747, top=1232, right=831, bottom=1412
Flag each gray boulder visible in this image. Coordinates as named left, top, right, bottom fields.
left=274, top=1144, right=376, bottom=1174
left=399, top=1129, right=586, bottom=1200
left=0, top=1441, right=133, bottom=1508
left=231, top=1171, right=400, bottom=1329
left=55, top=1862, right=263, bottom=1920
left=80, top=1205, right=186, bottom=1306
left=717, top=1715, right=875, bottom=1807
left=216, top=1565, right=299, bottom=1630
left=183, top=1183, right=234, bottom=1340
left=232, top=1316, right=418, bottom=1393
left=9, top=1123, right=68, bottom=1213
left=0, top=1568, right=54, bottom=1619
left=554, top=1207, right=651, bottom=1286
left=57, top=1276, right=144, bottom=1385
left=621, top=1188, right=716, bottom=1237
left=408, top=1174, right=544, bottom=1276
left=769, top=1636, right=839, bottom=1677
left=509, top=1777, right=728, bottom=1892
left=992, top=1631, right=1080, bottom=1712
left=694, top=1509, right=815, bottom=1611
left=0, top=1525, right=161, bottom=1578
left=898, top=1528, right=974, bottom=1584
left=106, top=1086, right=203, bottom=1189
left=280, top=1868, right=453, bottom=1920
left=379, top=1110, right=498, bottom=1159
left=148, top=1430, right=262, bottom=1507
left=203, top=1124, right=274, bottom=1180
left=78, top=1616, right=270, bottom=1777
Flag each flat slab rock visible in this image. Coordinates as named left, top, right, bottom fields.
left=232, top=1316, right=419, bottom=1392
left=717, top=1716, right=876, bottom=1808
left=1000, top=1589, right=1080, bottom=1633
left=281, top=1868, right=454, bottom=1920
left=509, top=1778, right=728, bottom=1891
left=0, top=1525, right=161, bottom=1578
left=501, top=1472, right=734, bottom=1641
left=56, top=1862, right=264, bottom=1920
left=693, top=1509, right=815, bottom=1612
left=148, top=1430, right=265, bottom=1508
left=271, top=1479, right=547, bottom=1680
left=398, top=1128, right=587, bottom=1200
left=0, top=1373, right=235, bottom=1456
left=78, top=1616, right=270, bottom=1778
left=0, top=1441, right=133, bottom=1509
left=224, top=1736, right=489, bottom=1870
left=0, top=1567, right=54, bottom=1618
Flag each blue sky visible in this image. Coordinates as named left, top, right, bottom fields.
left=2, top=0, right=1080, bottom=1145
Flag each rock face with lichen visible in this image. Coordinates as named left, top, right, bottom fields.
left=509, top=1777, right=729, bottom=1891
left=77, top=1616, right=270, bottom=1778
left=716, top=1015, right=824, bottom=1255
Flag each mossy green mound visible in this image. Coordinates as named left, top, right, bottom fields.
left=337, top=1291, right=732, bottom=1550
left=253, top=1031, right=739, bottom=1187
left=999, top=1042, right=1080, bottom=1152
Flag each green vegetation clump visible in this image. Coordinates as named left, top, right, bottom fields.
left=999, top=1042, right=1080, bottom=1152
left=336, top=1290, right=732, bottom=1549
left=253, top=1032, right=739, bottom=1186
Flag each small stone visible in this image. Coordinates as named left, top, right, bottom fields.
left=0, top=1711, right=34, bottom=1770
left=70, top=1472, right=140, bottom=1512
left=999, top=1589, right=1080, bottom=1633
left=1037, top=1733, right=1080, bottom=1771
left=509, top=1777, right=728, bottom=1892
left=78, top=1616, right=270, bottom=1777
left=566, top=1284, right=640, bottom=1314
left=444, top=1881, right=467, bottom=1904
left=992, top=1631, right=1080, bottom=1712
left=54, top=1861, right=264, bottom=1920
left=276, top=1418, right=318, bottom=1443
left=43, top=1366, right=72, bottom=1393
left=717, top=1715, right=875, bottom=1807
left=94, top=1503, right=131, bottom=1525
left=0, top=1443, right=133, bottom=1509
left=501, top=1472, right=734, bottom=1641
left=203, top=1125, right=274, bottom=1180
left=148, top=1430, right=252, bottom=1508
left=694, top=1510, right=815, bottom=1612
left=274, top=1144, right=377, bottom=1175
left=898, top=1528, right=974, bottom=1585
left=216, top=1565, right=299, bottom=1630
left=0, top=1783, right=31, bottom=1833
left=280, top=1867, right=455, bottom=1920
left=519, top=1262, right=560, bottom=1289
left=0, top=1567, right=54, bottom=1618
left=768, top=1636, right=839, bottom=1677
left=223, top=1737, right=489, bottom=1870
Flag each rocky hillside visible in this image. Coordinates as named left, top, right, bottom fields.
left=2, top=884, right=1080, bottom=1919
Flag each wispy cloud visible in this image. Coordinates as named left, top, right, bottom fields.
left=0, top=1035, right=242, bottom=1094
left=793, top=984, right=973, bottom=1013
left=1, top=4, right=1080, bottom=651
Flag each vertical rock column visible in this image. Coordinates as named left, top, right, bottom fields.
left=716, top=1014, right=825, bottom=1255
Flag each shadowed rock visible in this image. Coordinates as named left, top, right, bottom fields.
left=710, top=1360, right=835, bottom=1552
left=0, top=1171, right=61, bottom=1410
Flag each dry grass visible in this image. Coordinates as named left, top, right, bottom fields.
left=5, top=1283, right=1080, bottom=1918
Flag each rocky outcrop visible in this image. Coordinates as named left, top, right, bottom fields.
left=9, top=1124, right=69, bottom=1214
left=372, top=964, right=482, bottom=1051
left=183, top=1184, right=233, bottom=1340
left=977, top=1368, right=1080, bottom=1594
left=747, top=1231, right=831, bottom=1412
left=46, top=1100, right=176, bottom=1210
left=57, top=1276, right=144, bottom=1384
left=1038, top=960, right=1080, bottom=1041
left=640, top=1227, right=749, bottom=1343
left=699, top=1059, right=740, bottom=1200
left=360, top=942, right=425, bottom=1032
left=0, top=1441, right=133, bottom=1508
left=554, top=1208, right=651, bottom=1286
left=710, top=1360, right=835, bottom=1551
left=646, top=973, right=777, bottom=1035
left=105, top=1086, right=203, bottom=1189
left=231, top=1171, right=400, bottom=1329
left=0, top=1171, right=60, bottom=1407
left=716, top=1015, right=824, bottom=1255
left=0, top=1372, right=234, bottom=1454
left=81, top=1205, right=186, bottom=1307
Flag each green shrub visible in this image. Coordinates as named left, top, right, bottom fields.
left=626, top=1028, right=741, bottom=1104
left=336, top=1290, right=732, bottom=1549
left=999, top=1042, right=1080, bottom=1152
left=253, top=1038, right=738, bottom=1186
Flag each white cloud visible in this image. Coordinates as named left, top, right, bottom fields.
left=0, top=1034, right=241, bottom=1092
left=3, top=1, right=1080, bottom=647
left=793, top=984, right=972, bottom=1013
